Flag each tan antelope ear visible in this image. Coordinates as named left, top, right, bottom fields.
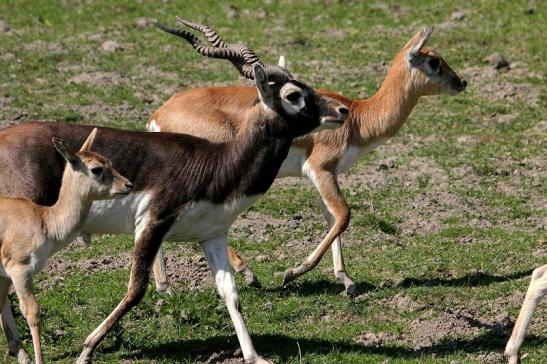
left=80, top=127, right=98, bottom=152
left=52, top=137, right=79, bottom=165
left=405, top=27, right=434, bottom=64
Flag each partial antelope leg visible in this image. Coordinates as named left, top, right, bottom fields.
left=76, top=220, right=171, bottom=364
left=283, top=169, right=354, bottom=294
left=152, top=245, right=172, bottom=293
left=505, top=265, right=547, bottom=364
left=201, top=236, right=270, bottom=364
left=0, top=277, right=32, bottom=363
left=319, top=198, right=356, bottom=296
left=9, top=268, right=42, bottom=364
left=227, top=246, right=261, bottom=288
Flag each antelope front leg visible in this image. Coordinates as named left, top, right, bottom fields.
left=201, top=236, right=270, bottom=364
left=228, top=246, right=261, bottom=288
left=0, top=277, right=31, bottom=364
left=283, top=170, right=354, bottom=294
left=9, top=270, right=43, bottom=364
left=505, top=265, right=547, bottom=364
left=77, top=222, right=168, bottom=364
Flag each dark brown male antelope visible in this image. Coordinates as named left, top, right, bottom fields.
left=0, top=129, right=132, bottom=364
left=149, top=21, right=467, bottom=295
left=0, top=63, right=347, bottom=363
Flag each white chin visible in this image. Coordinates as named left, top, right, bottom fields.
left=314, top=121, right=342, bottom=132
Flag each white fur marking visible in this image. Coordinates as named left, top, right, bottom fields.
left=148, top=120, right=161, bottom=132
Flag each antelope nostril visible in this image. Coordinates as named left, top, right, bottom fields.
left=125, top=182, right=133, bottom=190
left=462, top=80, right=468, bottom=88
left=338, top=106, right=349, bottom=115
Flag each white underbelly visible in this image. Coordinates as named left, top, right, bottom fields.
left=82, top=191, right=260, bottom=243
left=165, top=196, right=260, bottom=242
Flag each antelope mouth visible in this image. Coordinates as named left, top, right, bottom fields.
left=319, top=116, right=345, bottom=129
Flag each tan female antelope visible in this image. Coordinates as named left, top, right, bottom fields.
left=148, top=20, right=467, bottom=295
left=505, top=264, right=547, bottom=364
left=0, top=129, right=132, bottom=364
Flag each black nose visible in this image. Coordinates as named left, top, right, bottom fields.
left=462, top=80, right=468, bottom=89
left=338, top=106, right=349, bottom=116
left=125, top=182, right=133, bottom=190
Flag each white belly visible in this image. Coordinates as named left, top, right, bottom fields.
left=82, top=191, right=259, bottom=243
left=165, top=196, right=259, bottom=242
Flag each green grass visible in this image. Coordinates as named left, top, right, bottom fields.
left=0, top=0, right=545, bottom=363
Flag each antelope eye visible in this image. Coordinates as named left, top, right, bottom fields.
left=428, top=57, right=440, bottom=70
left=91, top=167, right=103, bottom=175
left=286, top=92, right=301, bottom=102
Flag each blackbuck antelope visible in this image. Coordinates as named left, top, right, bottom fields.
left=148, top=21, right=468, bottom=295
left=0, top=129, right=132, bottom=364
left=0, top=63, right=347, bottom=363
left=505, top=264, right=547, bottom=364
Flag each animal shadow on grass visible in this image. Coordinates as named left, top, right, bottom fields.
left=117, top=328, right=546, bottom=362
left=264, top=278, right=376, bottom=297
left=395, top=269, right=535, bottom=288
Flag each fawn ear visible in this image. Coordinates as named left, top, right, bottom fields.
left=52, top=137, right=80, bottom=165
left=405, top=27, right=434, bottom=65
left=80, top=127, right=98, bottom=152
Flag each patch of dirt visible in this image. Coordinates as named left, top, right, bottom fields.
left=0, top=96, right=12, bottom=107
left=69, top=71, right=129, bottom=86
left=23, top=40, right=67, bottom=54
left=354, top=331, right=400, bottom=347
left=70, top=101, right=148, bottom=125
left=197, top=348, right=243, bottom=364
left=0, top=20, right=11, bottom=32
left=410, top=309, right=483, bottom=349
left=39, top=252, right=132, bottom=289
left=490, top=112, right=517, bottom=125
left=462, top=65, right=541, bottom=107
left=399, top=191, right=485, bottom=235
left=377, top=293, right=426, bottom=311
left=231, top=211, right=291, bottom=242
left=40, top=247, right=214, bottom=291
left=100, top=40, right=125, bottom=52
left=165, top=254, right=214, bottom=291
left=394, top=157, right=450, bottom=190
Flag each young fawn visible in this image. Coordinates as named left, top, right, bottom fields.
left=0, top=128, right=132, bottom=364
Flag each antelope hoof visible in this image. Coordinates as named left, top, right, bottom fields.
left=505, top=352, right=521, bottom=364
left=76, top=348, right=93, bottom=364
left=155, top=283, right=173, bottom=295
left=16, top=349, right=32, bottom=364
left=247, top=356, right=273, bottom=364
left=242, top=268, right=262, bottom=288
left=335, top=272, right=357, bottom=297
left=282, top=268, right=297, bottom=286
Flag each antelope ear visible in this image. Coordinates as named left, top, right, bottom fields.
left=405, top=27, right=434, bottom=65
left=278, top=55, right=287, bottom=68
left=253, top=63, right=273, bottom=106
left=80, top=127, right=98, bottom=152
left=52, top=137, right=80, bottom=165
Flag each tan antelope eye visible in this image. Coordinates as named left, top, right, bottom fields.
left=286, top=92, right=301, bottom=102
left=91, top=167, right=103, bottom=175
